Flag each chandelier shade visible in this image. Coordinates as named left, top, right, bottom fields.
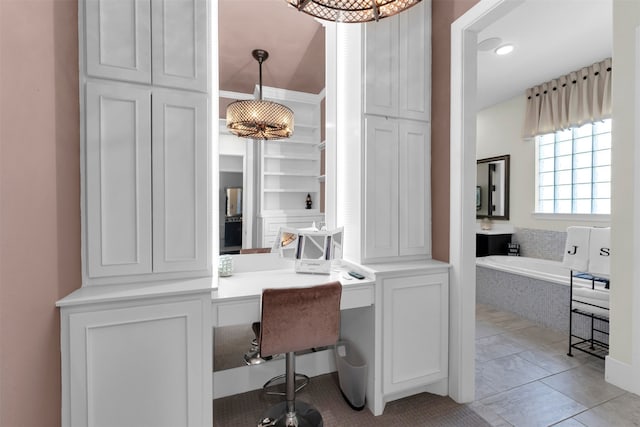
left=226, top=99, right=294, bottom=140
left=226, top=49, right=294, bottom=141
left=285, top=0, right=421, bottom=23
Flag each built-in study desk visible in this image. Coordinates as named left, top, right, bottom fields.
left=211, top=257, right=451, bottom=417
left=211, top=263, right=376, bottom=401
left=212, top=267, right=376, bottom=327
left=56, top=257, right=449, bottom=425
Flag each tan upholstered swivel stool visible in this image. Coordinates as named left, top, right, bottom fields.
left=257, top=282, right=342, bottom=427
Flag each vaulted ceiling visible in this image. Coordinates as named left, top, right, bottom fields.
left=218, top=0, right=325, bottom=115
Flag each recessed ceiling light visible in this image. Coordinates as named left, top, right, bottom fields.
left=477, top=37, right=502, bottom=52
left=495, top=44, right=514, bottom=56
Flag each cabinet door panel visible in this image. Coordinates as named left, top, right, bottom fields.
left=398, top=1, right=430, bottom=121
left=86, top=82, right=152, bottom=277
left=67, top=299, right=208, bottom=427
left=364, top=16, right=398, bottom=117
left=152, top=0, right=207, bottom=91
left=383, top=273, right=448, bottom=394
left=364, top=118, right=398, bottom=259
left=85, top=0, right=151, bottom=83
left=399, top=121, right=430, bottom=256
left=152, top=90, right=208, bottom=272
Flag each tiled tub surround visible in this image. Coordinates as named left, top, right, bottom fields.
left=511, top=227, right=567, bottom=261
left=476, top=258, right=608, bottom=345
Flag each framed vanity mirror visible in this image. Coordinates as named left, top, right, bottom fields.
left=476, top=155, right=510, bottom=220
left=225, top=187, right=242, bottom=217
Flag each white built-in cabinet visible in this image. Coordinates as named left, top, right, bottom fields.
left=58, top=285, right=212, bottom=427
left=364, top=1, right=430, bottom=121
left=82, top=0, right=209, bottom=283
left=61, top=1, right=213, bottom=426
left=85, top=84, right=208, bottom=278
left=364, top=117, right=431, bottom=259
left=380, top=271, right=448, bottom=396
left=85, top=0, right=207, bottom=91
left=336, top=0, right=431, bottom=264
left=328, top=5, right=444, bottom=410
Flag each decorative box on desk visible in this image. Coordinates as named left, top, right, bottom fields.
left=476, top=230, right=512, bottom=257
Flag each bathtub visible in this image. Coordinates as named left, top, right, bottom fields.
left=476, top=255, right=608, bottom=336
left=477, top=255, right=578, bottom=286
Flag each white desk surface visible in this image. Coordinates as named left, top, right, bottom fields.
left=213, top=267, right=374, bottom=302
left=211, top=266, right=375, bottom=327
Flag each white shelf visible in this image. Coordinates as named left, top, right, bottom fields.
left=294, top=123, right=319, bottom=129
left=270, top=139, right=318, bottom=145
left=259, top=210, right=322, bottom=217
left=263, top=154, right=318, bottom=161
left=264, top=189, right=319, bottom=193
left=264, top=171, right=318, bottom=177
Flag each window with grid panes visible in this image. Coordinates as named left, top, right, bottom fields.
left=535, top=119, right=611, bottom=215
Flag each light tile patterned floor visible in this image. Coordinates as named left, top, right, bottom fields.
left=471, top=304, right=640, bottom=426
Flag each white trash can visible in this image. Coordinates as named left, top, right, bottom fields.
left=334, top=340, right=367, bottom=410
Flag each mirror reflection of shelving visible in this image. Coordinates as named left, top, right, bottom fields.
left=259, top=87, right=321, bottom=214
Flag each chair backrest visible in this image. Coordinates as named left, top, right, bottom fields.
left=259, top=282, right=342, bottom=358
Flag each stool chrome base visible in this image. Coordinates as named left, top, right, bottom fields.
left=264, top=373, right=309, bottom=396
left=258, top=401, right=323, bottom=427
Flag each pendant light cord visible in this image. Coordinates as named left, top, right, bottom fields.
left=258, top=55, right=263, bottom=101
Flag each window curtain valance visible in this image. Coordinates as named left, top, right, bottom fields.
left=523, top=58, right=612, bottom=138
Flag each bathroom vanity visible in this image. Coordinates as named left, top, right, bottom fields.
left=476, top=230, right=513, bottom=257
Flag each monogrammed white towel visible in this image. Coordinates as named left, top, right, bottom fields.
left=563, top=226, right=591, bottom=272
left=588, top=227, right=611, bottom=278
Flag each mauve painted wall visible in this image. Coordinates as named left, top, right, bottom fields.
left=0, top=1, right=81, bottom=426
left=431, top=0, right=480, bottom=262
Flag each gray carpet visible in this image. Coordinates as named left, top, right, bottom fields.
left=213, top=372, right=490, bottom=426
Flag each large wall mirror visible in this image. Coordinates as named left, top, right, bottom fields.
left=476, top=155, right=510, bottom=220
left=214, top=2, right=328, bottom=375
left=217, top=1, right=326, bottom=255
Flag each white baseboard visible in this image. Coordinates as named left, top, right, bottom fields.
left=605, top=355, right=637, bottom=393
